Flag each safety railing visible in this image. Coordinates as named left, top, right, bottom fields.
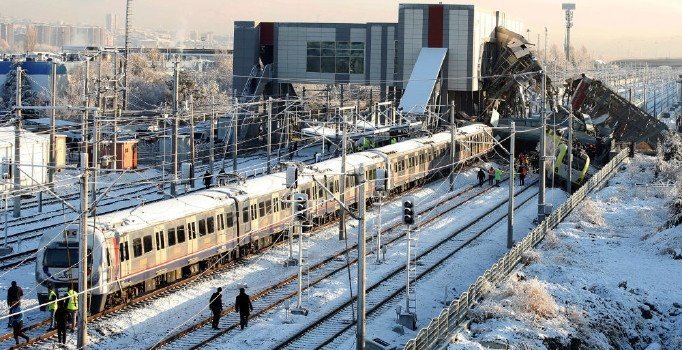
left=404, top=148, right=630, bottom=350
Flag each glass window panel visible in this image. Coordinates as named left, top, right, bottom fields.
left=226, top=212, right=234, bottom=227
left=199, top=219, right=207, bottom=236
left=307, top=48, right=320, bottom=56
left=143, top=235, right=153, bottom=253
left=207, top=217, right=215, bottom=233
left=336, top=41, right=349, bottom=49
left=336, top=49, right=349, bottom=57
left=336, top=56, right=350, bottom=73
left=321, top=57, right=335, bottom=73
left=351, top=50, right=364, bottom=58
left=321, top=41, right=335, bottom=49
left=132, top=238, right=143, bottom=257
left=350, top=57, right=364, bottom=74
left=307, top=41, right=320, bottom=49
left=167, top=228, right=176, bottom=246
left=351, top=42, right=364, bottom=49
left=321, top=48, right=335, bottom=57
left=176, top=225, right=185, bottom=243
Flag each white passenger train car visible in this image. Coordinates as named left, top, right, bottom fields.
left=36, top=124, right=493, bottom=312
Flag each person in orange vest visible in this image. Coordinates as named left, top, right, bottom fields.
left=519, top=165, right=529, bottom=186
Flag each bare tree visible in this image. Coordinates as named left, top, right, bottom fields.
left=24, top=25, right=37, bottom=52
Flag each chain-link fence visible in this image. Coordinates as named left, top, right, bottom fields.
left=404, top=148, right=630, bottom=350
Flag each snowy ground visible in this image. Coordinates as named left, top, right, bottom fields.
left=449, top=155, right=682, bottom=350
left=1, top=159, right=511, bottom=349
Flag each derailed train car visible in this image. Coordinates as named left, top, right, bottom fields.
left=36, top=124, right=493, bottom=313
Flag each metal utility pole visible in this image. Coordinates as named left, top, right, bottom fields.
left=232, top=99, right=238, bottom=173
left=562, top=3, right=575, bottom=65
left=123, top=0, right=133, bottom=110
left=77, top=152, right=89, bottom=349
left=91, top=110, right=98, bottom=206
left=338, top=110, right=347, bottom=240
left=49, top=62, right=57, bottom=189
left=449, top=101, right=456, bottom=191
left=171, top=61, right=179, bottom=196
left=12, top=67, right=22, bottom=218
left=356, top=169, right=367, bottom=350
left=112, top=52, right=119, bottom=170
left=507, top=122, right=515, bottom=249
left=267, top=97, right=273, bottom=174
left=83, top=59, right=90, bottom=157
left=567, top=106, right=573, bottom=193
left=538, top=28, right=547, bottom=223
left=189, top=95, right=196, bottom=187
left=210, top=95, right=215, bottom=172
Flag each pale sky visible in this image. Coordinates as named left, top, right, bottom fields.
left=3, top=0, right=681, bottom=59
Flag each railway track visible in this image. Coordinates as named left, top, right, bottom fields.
left=148, top=177, right=532, bottom=350
left=0, top=157, right=442, bottom=349
left=277, top=185, right=539, bottom=349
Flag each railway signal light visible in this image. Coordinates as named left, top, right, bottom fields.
left=292, top=193, right=308, bottom=222
left=402, top=198, right=414, bottom=225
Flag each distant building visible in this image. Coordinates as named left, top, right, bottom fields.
left=0, top=23, right=15, bottom=48
left=106, top=13, right=118, bottom=34
left=233, top=3, right=523, bottom=114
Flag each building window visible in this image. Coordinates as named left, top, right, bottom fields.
left=307, top=41, right=364, bottom=74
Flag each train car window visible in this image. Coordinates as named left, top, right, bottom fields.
left=143, top=235, right=153, bottom=254
left=199, top=219, right=207, bottom=236
left=177, top=225, right=186, bottom=243
left=250, top=204, right=257, bottom=220
left=259, top=202, right=266, bottom=217
left=187, top=222, right=196, bottom=239
left=218, top=214, right=225, bottom=230
left=226, top=212, right=234, bottom=227
left=265, top=200, right=272, bottom=214
left=106, top=249, right=110, bottom=266
left=155, top=231, right=165, bottom=250
left=273, top=198, right=279, bottom=213
left=207, top=217, right=215, bottom=233
left=132, top=238, right=143, bottom=257
left=167, top=228, right=176, bottom=246
left=119, top=242, right=127, bottom=261
left=319, top=187, right=324, bottom=199
left=335, top=180, right=339, bottom=192
left=242, top=207, right=249, bottom=223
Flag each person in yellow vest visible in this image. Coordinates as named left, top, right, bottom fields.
left=46, top=284, right=58, bottom=330
left=66, top=285, right=78, bottom=332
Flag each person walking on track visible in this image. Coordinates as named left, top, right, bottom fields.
left=494, top=168, right=503, bottom=187
left=477, top=168, right=486, bottom=187
left=210, top=287, right=223, bottom=330
left=55, top=299, right=68, bottom=345
left=66, top=285, right=78, bottom=332
left=235, top=288, right=253, bottom=330
left=487, top=167, right=494, bottom=186
left=9, top=303, right=29, bottom=345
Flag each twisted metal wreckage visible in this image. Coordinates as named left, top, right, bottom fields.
left=477, top=26, right=668, bottom=171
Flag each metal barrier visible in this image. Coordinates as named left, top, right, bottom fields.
left=404, top=148, right=630, bottom=350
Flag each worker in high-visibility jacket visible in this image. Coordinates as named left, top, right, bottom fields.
left=47, top=284, right=58, bottom=330
left=66, top=285, right=78, bottom=332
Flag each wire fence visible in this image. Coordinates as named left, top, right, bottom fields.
left=403, top=147, right=630, bottom=350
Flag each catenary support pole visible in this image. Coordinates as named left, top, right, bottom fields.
left=356, top=170, right=366, bottom=350
left=339, top=109, right=347, bottom=240
left=49, top=62, right=57, bottom=189
left=267, top=97, right=272, bottom=174
left=507, top=122, right=515, bottom=249
left=12, top=66, right=22, bottom=218
left=189, top=95, right=196, bottom=187
left=171, top=61, right=179, bottom=196
left=232, top=99, right=238, bottom=173
left=77, top=153, right=89, bottom=349
left=449, top=101, right=456, bottom=191
left=210, top=95, right=215, bottom=173
left=567, top=104, right=573, bottom=193
left=538, top=28, right=547, bottom=223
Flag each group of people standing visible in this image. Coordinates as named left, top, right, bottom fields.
left=6, top=282, right=80, bottom=346
left=476, top=153, right=531, bottom=188
left=209, top=287, right=253, bottom=331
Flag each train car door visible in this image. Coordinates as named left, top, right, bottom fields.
left=240, top=199, right=251, bottom=245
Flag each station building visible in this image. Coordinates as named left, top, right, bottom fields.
left=233, top=3, right=523, bottom=114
